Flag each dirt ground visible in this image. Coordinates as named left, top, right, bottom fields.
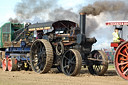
left=0, top=66, right=127, bottom=85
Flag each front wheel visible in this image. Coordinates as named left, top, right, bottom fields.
left=61, top=49, right=82, bottom=76
left=114, top=41, right=128, bottom=80
left=88, top=50, right=108, bottom=76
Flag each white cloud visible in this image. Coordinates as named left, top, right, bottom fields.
left=0, top=12, right=16, bottom=26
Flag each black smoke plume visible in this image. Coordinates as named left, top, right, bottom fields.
left=9, top=18, right=19, bottom=23
left=81, top=1, right=125, bottom=16
left=80, top=1, right=128, bottom=37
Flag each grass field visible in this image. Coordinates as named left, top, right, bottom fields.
left=108, top=64, right=115, bottom=69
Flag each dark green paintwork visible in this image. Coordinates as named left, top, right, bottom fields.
left=0, top=22, right=24, bottom=48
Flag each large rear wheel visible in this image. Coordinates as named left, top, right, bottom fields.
left=115, top=41, right=128, bottom=80
left=30, top=39, right=53, bottom=73
left=88, top=50, right=108, bottom=76
left=61, top=49, right=82, bottom=76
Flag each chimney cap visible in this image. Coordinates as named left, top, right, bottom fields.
left=79, top=12, right=86, bottom=15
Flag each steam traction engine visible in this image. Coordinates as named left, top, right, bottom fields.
left=106, top=21, right=128, bottom=80
left=29, top=13, right=108, bottom=76
left=0, top=13, right=108, bottom=76
left=0, top=22, right=31, bottom=71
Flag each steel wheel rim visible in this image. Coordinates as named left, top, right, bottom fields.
left=88, top=50, right=108, bottom=76
left=2, top=59, right=6, bottom=71
left=115, top=42, right=128, bottom=80
left=8, top=58, right=12, bottom=71
left=31, top=41, right=46, bottom=73
left=62, top=50, right=76, bottom=75
left=93, top=52, right=103, bottom=74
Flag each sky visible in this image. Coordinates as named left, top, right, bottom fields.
left=0, top=0, right=97, bottom=26
left=0, top=0, right=126, bottom=24
left=0, top=0, right=124, bottom=24
left=0, top=0, right=20, bottom=25
left=0, top=0, right=127, bottom=50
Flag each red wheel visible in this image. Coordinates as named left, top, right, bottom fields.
left=8, top=58, right=17, bottom=71
left=115, top=41, right=128, bottom=80
left=2, top=58, right=8, bottom=71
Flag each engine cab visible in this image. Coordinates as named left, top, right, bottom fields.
left=106, top=21, right=127, bottom=50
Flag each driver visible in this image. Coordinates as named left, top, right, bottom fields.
left=112, top=28, right=120, bottom=42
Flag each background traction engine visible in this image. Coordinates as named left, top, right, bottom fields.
left=0, top=23, right=31, bottom=71
left=29, top=12, right=108, bottom=76
left=106, top=21, right=128, bottom=80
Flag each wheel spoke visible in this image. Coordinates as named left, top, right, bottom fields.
left=40, top=48, right=43, bottom=53
left=123, top=68, right=128, bottom=75
left=64, top=65, right=69, bottom=69
left=95, top=65, right=98, bottom=72
left=64, top=55, right=70, bottom=61
left=94, top=65, right=98, bottom=72
left=41, top=51, right=45, bottom=55
left=97, top=65, right=101, bottom=72
left=34, top=61, right=41, bottom=68
left=70, top=61, right=76, bottom=64
left=69, top=51, right=73, bottom=59
left=71, top=56, right=75, bottom=61
left=68, top=66, right=73, bottom=74
left=33, top=43, right=38, bottom=50
left=39, top=63, right=44, bottom=70
left=96, top=65, right=98, bottom=72
left=121, top=64, right=128, bottom=72
left=118, top=62, right=128, bottom=66
left=119, top=53, right=128, bottom=58
left=120, top=58, right=127, bottom=61
left=124, top=49, right=128, bottom=56
left=125, top=45, right=128, bottom=50
left=39, top=42, right=43, bottom=52
left=94, top=65, right=97, bottom=71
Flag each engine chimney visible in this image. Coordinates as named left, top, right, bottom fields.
left=80, top=12, right=86, bottom=34
left=77, top=12, right=97, bottom=44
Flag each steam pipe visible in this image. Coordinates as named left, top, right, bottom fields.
left=80, top=12, right=86, bottom=34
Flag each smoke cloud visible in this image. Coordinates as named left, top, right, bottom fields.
left=9, top=18, right=19, bottom=23
left=81, top=1, right=128, bottom=38
left=86, top=17, right=98, bottom=36
left=48, top=7, right=79, bottom=22
left=13, top=0, right=80, bottom=23
left=81, top=1, right=125, bottom=16
left=14, top=0, right=58, bottom=22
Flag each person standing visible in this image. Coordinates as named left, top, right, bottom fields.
left=112, top=28, right=120, bottom=42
